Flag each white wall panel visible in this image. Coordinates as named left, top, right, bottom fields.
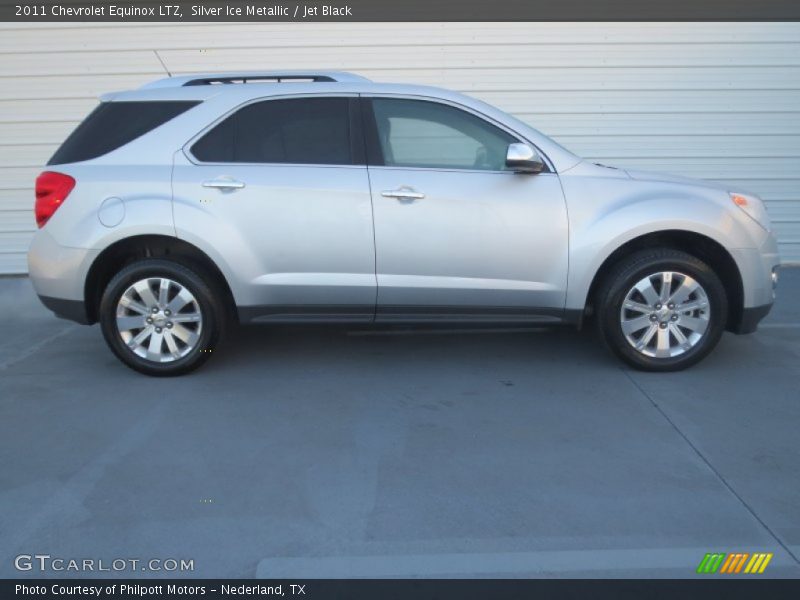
left=0, top=22, right=798, bottom=273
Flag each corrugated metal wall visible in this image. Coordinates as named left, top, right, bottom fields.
left=1, top=22, right=798, bottom=273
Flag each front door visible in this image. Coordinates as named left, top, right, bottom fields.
left=363, top=96, right=569, bottom=322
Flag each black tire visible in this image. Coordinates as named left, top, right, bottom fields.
left=99, top=259, right=225, bottom=376
left=596, top=248, right=728, bottom=372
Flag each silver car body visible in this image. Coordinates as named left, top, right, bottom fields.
left=28, top=71, right=779, bottom=331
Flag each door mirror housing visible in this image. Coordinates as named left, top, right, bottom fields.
left=506, top=143, right=545, bottom=174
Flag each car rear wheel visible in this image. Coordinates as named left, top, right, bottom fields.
left=596, top=249, right=728, bottom=371
left=100, top=259, right=224, bottom=376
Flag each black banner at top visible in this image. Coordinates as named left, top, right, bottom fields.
left=2, top=0, right=800, bottom=22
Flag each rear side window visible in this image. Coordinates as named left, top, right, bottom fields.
left=47, top=101, right=199, bottom=165
left=191, top=97, right=354, bottom=165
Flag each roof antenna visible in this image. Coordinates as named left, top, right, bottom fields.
left=154, top=50, right=172, bottom=77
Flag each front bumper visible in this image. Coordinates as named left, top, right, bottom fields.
left=732, top=303, right=773, bottom=335
left=729, top=232, right=780, bottom=334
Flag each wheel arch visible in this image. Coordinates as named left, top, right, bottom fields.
left=84, top=234, right=236, bottom=324
left=582, top=230, right=744, bottom=332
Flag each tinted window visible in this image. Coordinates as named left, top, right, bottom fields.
left=370, top=98, right=518, bottom=171
left=48, top=101, right=199, bottom=165
left=191, top=97, right=353, bottom=165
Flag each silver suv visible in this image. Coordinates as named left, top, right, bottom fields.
left=28, top=71, right=780, bottom=375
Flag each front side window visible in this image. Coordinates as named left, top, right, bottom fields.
left=191, top=97, right=353, bottom=165
left=369, top=98, right=518, bottom=171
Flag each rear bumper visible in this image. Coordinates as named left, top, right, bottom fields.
left=38, top=295, right=91, bottom=325
left=28, top=229, right=98, bottom=324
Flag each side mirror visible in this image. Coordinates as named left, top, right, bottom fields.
left=506, top=143, right=545, bottom=174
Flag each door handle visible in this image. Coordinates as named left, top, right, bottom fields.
left=202, top=178, right=245, bottom=190
left=381, top=186, right=425, bottom=201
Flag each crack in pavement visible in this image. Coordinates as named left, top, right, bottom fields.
left=0, top=323, right=77, bottom=371
left=621, top=368, right=800, bottom=566
left=0, top=402, right=167, bottom=566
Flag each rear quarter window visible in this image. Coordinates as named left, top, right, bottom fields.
left=47, top=101, right=199, bottom=165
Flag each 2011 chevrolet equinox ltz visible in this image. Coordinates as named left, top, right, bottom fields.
left=27, top=71, right=780, bottom=375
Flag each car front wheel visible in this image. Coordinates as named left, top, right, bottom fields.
left=596, top=248, right=728, bottom=371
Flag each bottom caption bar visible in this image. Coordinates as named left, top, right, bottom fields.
left=5, top=579, right=800, bottom=599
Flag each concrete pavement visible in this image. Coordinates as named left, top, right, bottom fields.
left=1, top=269, right=798, bottom=578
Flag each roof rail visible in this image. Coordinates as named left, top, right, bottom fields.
left=141, top=71, right=370, bottom=90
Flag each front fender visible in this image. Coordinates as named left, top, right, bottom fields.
left=561, top=174, right=764, bottom=311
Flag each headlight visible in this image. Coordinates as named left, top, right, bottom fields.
left=730, top=192, right=772, bottom=232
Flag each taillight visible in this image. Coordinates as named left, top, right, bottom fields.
left=35, top=171, right=75, bottom=228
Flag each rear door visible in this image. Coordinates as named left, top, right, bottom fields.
left=172, top=95, right=376, bottom=321
left=363, top=96, right=569, bottom=322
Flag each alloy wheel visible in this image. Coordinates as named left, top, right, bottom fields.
left=619, top=271, right=710, bottom=358
left=115, top=277, right=203, bottom=362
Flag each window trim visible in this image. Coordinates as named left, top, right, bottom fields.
left=360, top=94, right=554, bottom=174
left=183, top=93, right=366, bottom=168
